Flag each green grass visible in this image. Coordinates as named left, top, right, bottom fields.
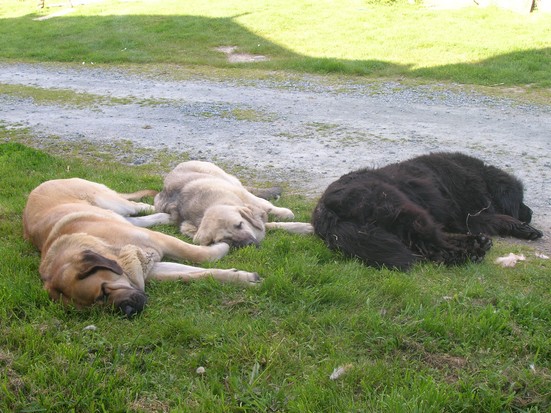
left=0, top=83, right=135, bottom=107
left=1, top=1, right=550, bottom=410
left=1, top=139, right=550, bottom=412
left=0, top=0, right=550, bottom=87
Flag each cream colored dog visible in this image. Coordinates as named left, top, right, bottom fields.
left=154, top=161, right=314, bottom=247
left=23, top=178, right=260, bottom=316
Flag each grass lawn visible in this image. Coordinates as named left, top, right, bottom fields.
left=0, top=0, right=550, bottom=88
left=0, top=139, right=550, bottom=412
left=1, top=0, right=550, bottom=411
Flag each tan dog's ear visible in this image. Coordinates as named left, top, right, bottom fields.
left=239, top=206, right=267, bottom=231
left=78, top=250, right=123, bottom=279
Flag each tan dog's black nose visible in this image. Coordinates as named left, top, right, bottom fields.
left=115, top=290, right=148, bottom=317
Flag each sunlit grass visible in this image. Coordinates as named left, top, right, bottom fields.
left=1, top=0, right=550, bottom=86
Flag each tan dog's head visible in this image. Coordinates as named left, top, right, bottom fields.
left=39, top=235, right=147, bottom=317
left=193, top=205, right=267, bottom=248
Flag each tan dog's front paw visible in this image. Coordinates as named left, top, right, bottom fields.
left=225, top=269, right=262, bottom=285
left=207, top=242, right=231, bottom=260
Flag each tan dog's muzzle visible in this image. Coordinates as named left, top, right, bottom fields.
left=103, top=283, right=148, bottom=317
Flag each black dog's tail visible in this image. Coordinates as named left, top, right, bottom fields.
left=312, top=203, right=417, bottom=271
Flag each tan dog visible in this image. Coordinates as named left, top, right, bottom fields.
left=154, top=161, right=313, bottom=247
left=23, top=178, right=260, bottom=316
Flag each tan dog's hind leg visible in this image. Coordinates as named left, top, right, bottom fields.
left=265, top=222, right=314, bottom=234
left=94, top=197, right=155, bottom=216
left=93, top=189, right=157, bottom=217
left=119, top=190, right=159, bottom=201
left=125, top=213, right=172, bottom=228
left=150, top=262, right=261, bottom=285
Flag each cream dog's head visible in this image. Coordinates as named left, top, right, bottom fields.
left=192, top=205, right=267, bottom=248
left=39, top=235, right=148, bottom=317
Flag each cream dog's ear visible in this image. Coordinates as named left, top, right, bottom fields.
left=78, top=250, right=123, bottom=279
left=239, top=205, right=267, bottom=231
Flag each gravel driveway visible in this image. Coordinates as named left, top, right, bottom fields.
left=1, top=63, right=549, bottom=253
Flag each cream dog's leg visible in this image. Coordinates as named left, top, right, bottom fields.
left=246, top=195, right=295, bottom=219
left=265, top=222, right=314, bottom=234
left=149, top=262, right=261, bottom=285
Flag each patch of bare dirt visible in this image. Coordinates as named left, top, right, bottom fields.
left=214, top=46, right=269, bottom=63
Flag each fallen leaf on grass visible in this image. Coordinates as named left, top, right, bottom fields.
left=330, top=364, right=353, bottom=380
left=494, top=253, right=526, bottom=267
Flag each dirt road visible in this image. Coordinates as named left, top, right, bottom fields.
left=1, top=63, right=549, bottom=252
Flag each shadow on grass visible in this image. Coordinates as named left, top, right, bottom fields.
left=413, top=47, right=551, bottom=87
left=0, top=13, right=549, bottom=86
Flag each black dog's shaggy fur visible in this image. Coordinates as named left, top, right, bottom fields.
left=312, top=152, right=543, bottom=270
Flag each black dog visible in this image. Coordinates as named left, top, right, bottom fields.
left=312, top=152, right=542, bottom=270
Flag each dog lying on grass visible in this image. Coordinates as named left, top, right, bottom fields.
left=154, top=161, right=313, bottom=247
left=312, top=152, right=542, bottom=270
left=23, top=178, right=260, bottom=317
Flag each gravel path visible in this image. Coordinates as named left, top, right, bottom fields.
left=1, top=62, right=549, bottom=252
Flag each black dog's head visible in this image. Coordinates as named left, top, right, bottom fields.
left=519, top=203, right=533, bottom=223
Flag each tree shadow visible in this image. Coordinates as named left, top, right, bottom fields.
left=0, top=12, right=549, bottom=86
left=0, top=13, right=406, bottom=74
left=412, top=48, right=551, bottom=87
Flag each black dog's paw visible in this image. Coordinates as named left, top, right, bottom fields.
left=442, top=233, right=492, bottom=265
left=467, top=233, right=493, bottom=263
left=511, top=223, right=543, bottom=240
left=472, top=233, right=493, bottom=252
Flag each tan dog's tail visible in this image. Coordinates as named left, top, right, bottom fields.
left=120, top=189, right=159, bottom=200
